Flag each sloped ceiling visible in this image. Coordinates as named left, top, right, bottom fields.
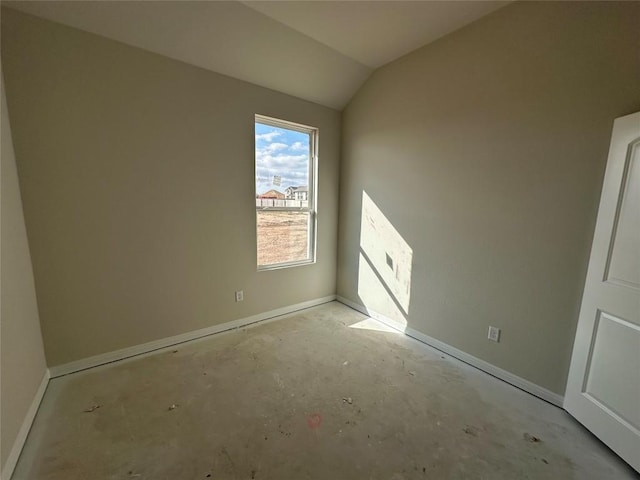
left=244, top=1, right=510, bottom=69
left=2, top=1, right=509, bottom=109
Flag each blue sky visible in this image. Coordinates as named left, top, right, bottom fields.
left=255, top=122, right=310, bottom=195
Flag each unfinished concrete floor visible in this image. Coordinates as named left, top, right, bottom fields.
left=13, top=302, right=636, bottom=479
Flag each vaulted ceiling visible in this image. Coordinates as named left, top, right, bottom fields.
left=3, top=1, right=509, bottom=109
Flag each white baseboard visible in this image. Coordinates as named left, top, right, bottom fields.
left=1, top=369, right=50, bottom=480
left=49, top=295, right=337, bottom=378
left=337, top=296, right=564, bottom=408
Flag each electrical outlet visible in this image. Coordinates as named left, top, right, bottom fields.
left=235, top=290, right=244, bottom=302
left=386, top=253, right=394, bottom=270
left=488, top=326, right=501, bottom=342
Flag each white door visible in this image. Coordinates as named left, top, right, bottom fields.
left=565, top=111, right=640, bottom=472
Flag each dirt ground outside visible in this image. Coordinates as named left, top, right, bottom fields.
left=257, top=211, right=309, bottom=266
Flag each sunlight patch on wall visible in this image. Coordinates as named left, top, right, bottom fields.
left=357, top=191, right=413, bottom=328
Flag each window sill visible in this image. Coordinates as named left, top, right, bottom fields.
left=258, top=259, right=316, bottom=272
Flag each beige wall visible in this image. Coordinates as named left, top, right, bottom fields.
left=1, top=72, right=48, bottom=471
left=338, top=1, right=640, bottom=395
left=1, top=8, right=340, bottom=367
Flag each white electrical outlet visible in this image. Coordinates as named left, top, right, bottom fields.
left=235, top=290, right=244, bottom=302
left=488, top=326, right=501, bottom=342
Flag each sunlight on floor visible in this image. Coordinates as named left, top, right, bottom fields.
left=348, top=317, right=402, bottom=334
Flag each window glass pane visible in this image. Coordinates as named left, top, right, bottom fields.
left=255, top=117, right=315, bottom=269
left=255, top=123, right=309, bottom=199
left=257, top=211, right=309, bottom=266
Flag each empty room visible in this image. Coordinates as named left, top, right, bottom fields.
left=1, top=1, right=639, bottom=479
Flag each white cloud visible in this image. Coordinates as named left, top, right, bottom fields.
left=290, top=142, right=307, bottom=151
left=256, top=156, right=309, bottom=194
left=264, top=142, right=288, bottom=153
left=255, top=130, right=282, bottom=142
left=257, top=153, right=307, bottom=167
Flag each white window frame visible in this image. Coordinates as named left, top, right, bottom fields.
left=255, top=114, right=318, bottom=270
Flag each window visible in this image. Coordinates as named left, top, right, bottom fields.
left=255, top=115, right=317, bottom=269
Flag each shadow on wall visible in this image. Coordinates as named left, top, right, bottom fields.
left=349, top=191, right=413, bottom=333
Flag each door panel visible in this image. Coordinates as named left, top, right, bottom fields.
left=604, top=139, right=640, bottom=290
left=565, top=112, right=640, bottom=473
left=583, top=311, right=640, bottom=431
